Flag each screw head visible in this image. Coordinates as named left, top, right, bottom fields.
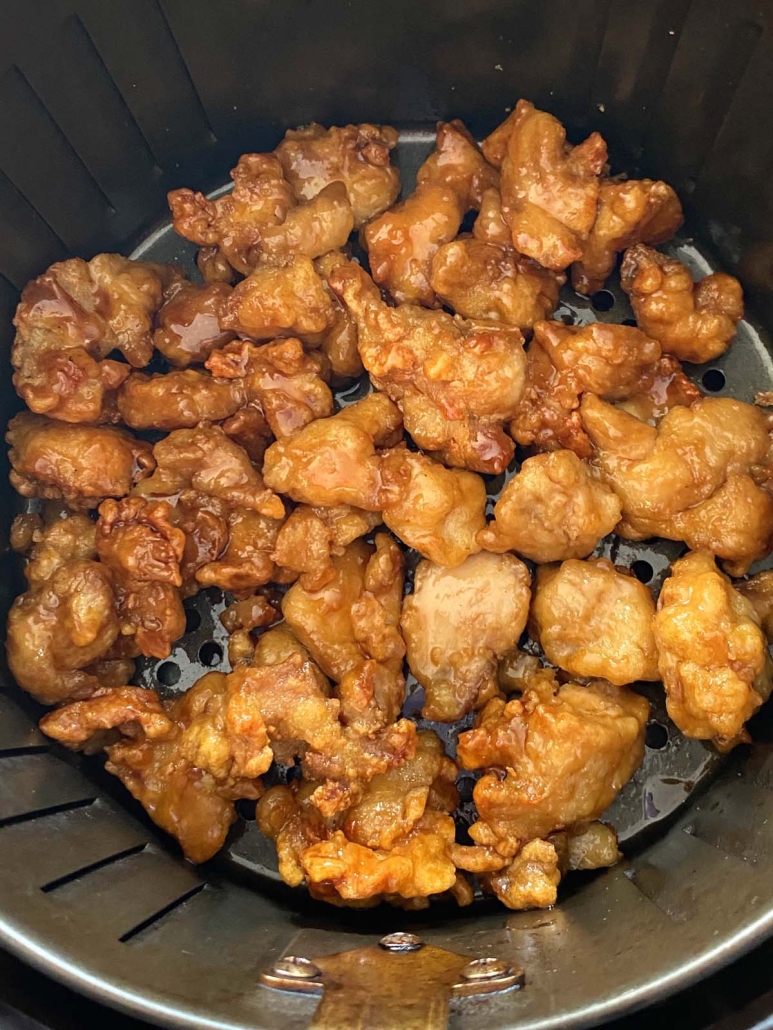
left=461, top=957, right=511, bottom=981
left=379, top=932, right=424, bottom=952
left=271, top=956, right=321, bottom=980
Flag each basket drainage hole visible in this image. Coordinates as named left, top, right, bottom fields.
left=199, top=641, right=223, bottom=667
left=591, top=290, right=615, bottom=312
left=157, top=661, right=181, bottom=687
left=646, top=722, right=669, bottom=750
left=702, top=368, right=726, bottom=392
left=185, top=608, right=201, bottom=634
left=622, top=318, right=637, bottom=327
left=631, top=559, right=653, bottom=583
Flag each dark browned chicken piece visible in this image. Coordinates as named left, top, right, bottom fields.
left=117, top=370, right=245, bottom=431
left=96, top=498, right=186, bottom=660
left=219, top=592, right=282, bottom=668
left=582, top=394, right=773, bottom=575
left=7, top=412, right=155, bottom=508
left=219, top=255, right=336, bottom=342
left=415, top=120, right=500, bottom=212
left=402, top=552, right=531, bottom=721
left=194, top=507, right=285, bottom=593
left=457, top=669, right=648, bottom=852
left=430, top=237, right=562, bottom=330
left=262, top=392, right=402, bottom=509
left=379, top=446, right=487, bottom=566
left=312, top=249, right=364, bottom=381
left=654, top=550, right=773, bottom=751
left=275, top=123, right=400, bottom=227
left=571, top=180, right=684, bottom=295
left=329, top=261, right=526, bottom=473
left=621, top=244, right=744, bottom=363
left=478, top=450, right=621, bottom=562
left=135, top=423, right=284, bottom=520
left=510, top=319, right=698, bottom=458
left=152, top=281, right=235, bottom=367
left=206, top=337, right=333, bottom=439
left=273, top=504, right=381, bottom=591
left=40, top=674, right=270, bottom=863
left=7, top=514, right=121, bottom=704
left=11, top=254, right=179, bottom=423
left=283, top=535, right=406, bottom=733
left=484, top=100, right=608, bottom=271
left=197, top=246, right=237, bottom=285
left=220, top=404, right=274, bottom=465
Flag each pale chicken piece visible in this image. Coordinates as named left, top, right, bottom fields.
left=7, top=412, right=155, bottom=509
left=135, top=423, right=285, bottom=520
left=41, top=674, right=270, bottom=863
left=581, top=394, right=773, bottom=574
left=487, top=100, right=608, bottom=271
left=361, top=184, right=463, bottom=306
left=621, top=244, right=744, bottom=363
left=457, top=670, right=648, bottom=850
left=117, top=370, right=245, bottom=431
left=530, top=558, right=659, bottom=685
left=262, top=393, right=402, bottom=510
left=571, top=179, right=684, bottom=295
left=258, top=183, right=355, bottom=262
left=273, top=504, right=381, bottom=590
left=205, top=337, right=333, bottom=439
left=168, top=153, right=296, bottom=275
left=379, top=446, right=487, bottom=566
left=283, top=536, right=406, bottom=732
left=11, top=254, right=180, bottom=423
left=219, top=255, right=337, bottom=342
left=478, top=450, right=621, bottom=562
left=736, top=570, right=773, bottom=640
left=275, top=122, right=400, bottom=226
left=329, top=261, right=526, bottom=473
left=429, top=237, right=562, bottom=330
left=486, top=838, right=562, bottom=910
left=473, top=187, right=512, bottom=246
left=152, top=281, right=235, bottom=367
left=96, top=498, right=186, bottom=660
left=415, top=120, right=500, bottom=212
left=654, top=550, right=773, bottom=750
left=402, top=552, right=531, bottom=721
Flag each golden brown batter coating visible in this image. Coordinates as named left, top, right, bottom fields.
left=152, top=281, right=235, bottom=367
left=654, top=550, right=773, bottom=750
left=193, top=508, right=284, bottom=593
left=11, top=511, right=97, bottom=587
left=621, top=244, right=744, bottom=363
left=479, top=450, right=621, bottom=562
left=415, top=120, right=499, bottom=212
left=258, top=183, right=354, bottom=262
left=7, top=413, right=155, bottom=509
left=329, top=261, right=526, bottom=473
left=473, top=187, right=512, bottom=246
left=273, top=504, right=381, bottom=591
left=262, top=393, right=402, bottom=509
left=486, top=838, right=562, bottom=910
left=572, top=179, right=683, bottom=295
left=117, top=370, right=245, bottom=431
left=275, top=122, right=400, bottom=227
left=402, top=552, right=531, bottom=721
left=582, top=394, right=773, bottom=574
left=379, top=446, right=487, bottom=566
left=458, top=671, right=648, bottom=850
left=312, top=249, right=365, bottom=381
left=487, top=100, right=607, bottom=271
left=530, top=558, right=659, bottom=685
left=430, top=237, right=562, bottom=330
left=136, top=423, right=284, bottom=520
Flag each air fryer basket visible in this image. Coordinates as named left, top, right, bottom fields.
left=3, top=1, right=773, bottom=1027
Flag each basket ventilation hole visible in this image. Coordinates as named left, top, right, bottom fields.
left=622, top=318, right=637, bottom=327
left=157, top=662, right=181, bottom=687
left=591, top=290, right=615, bottom=312
left=199, top=642, right=223, bottom=667
left=631, top=560, right=654, bottom=584
left=185, top=608, right=202, bottom=634
left=645, top=722, right=669, bottom=750
left=702, top=368, right=726, bottom=392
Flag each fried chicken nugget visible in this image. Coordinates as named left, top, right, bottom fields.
left=273, top=504, right=381, bottom=591
left=117, top=369, right=245, bottom=431
left=416, top=119, right=499, bottom=212
left=654, top=550, right=773, bottom=750
left=152, top=281, right=235, bottom=367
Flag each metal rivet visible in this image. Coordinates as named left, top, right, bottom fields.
left=271, top=956, right=321, bottom=979
left=379, top=932, right=424, bottom=952
left=461, top=958, right=511, bottom=981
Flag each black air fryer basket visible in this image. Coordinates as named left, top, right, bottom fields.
left=3, top=1, right=773, bottom=1028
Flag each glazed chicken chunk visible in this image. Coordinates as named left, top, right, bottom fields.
left=484, top=100, right=608, bottom=270
left=457, top=669, right=648, bottom=850
left=7, top=413, right=154, bottom=508
left=479, top=450, right=621, bottom=562
left=653, top=550, right=773, bottom=750
left=275, top=122, right=400, bottom=226
left=530, top=558, right=659, bottom=685
left=152, top=281, right=235, bottom=367
left=329, top=260, right=526, bottom=473
left=402, top=552, right=532, bottom=721
left=621, top=244, right=744, bottom=363
left=415, top=119, right=500, bottom=212
left=11, top=254, right=178, bottom=423
left=582, top=394, right=773, bottom=574
left=117, top=369, right=245, bottom=431
left=571, top=179, right=684, bottom=295
left=273, top=504, right=382, bottom=591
